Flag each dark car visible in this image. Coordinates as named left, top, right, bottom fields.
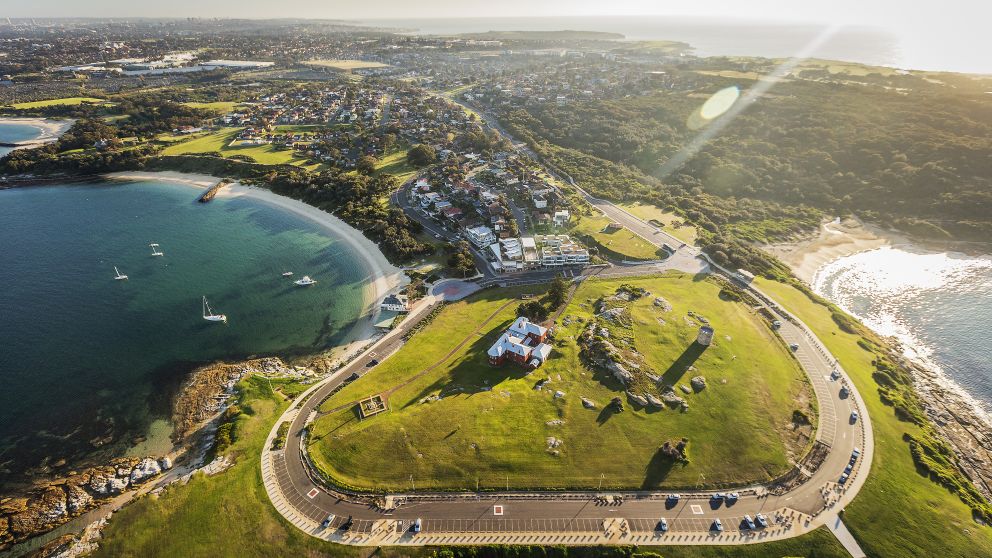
left=341, top=515, right=354, bottom=531
left=366, top=359, right=379, bottom=367
left=755, top=514, right=768, bottom=528
left=657, top=518, right=669, bottom=532
left=320, top=514, right=335, bottom=529
left=712, top=519, right=724, bottom=532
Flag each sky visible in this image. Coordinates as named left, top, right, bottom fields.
left=7, top=1, right=992, bottom=74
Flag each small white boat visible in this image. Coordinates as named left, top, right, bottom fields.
left=113, top=266, right=128, bottom=281
left=282, top=271, right=294, bottom=277
left=149, top=243, right=164, bottom=257
left=294, top=275, right=316, bottom=286
left=202, top=296, right=227, bottom=323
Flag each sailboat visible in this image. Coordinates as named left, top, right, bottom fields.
left=294, top=275, right=316, bottom=286
left=149, top=243, right=164, bottom=257
left=113, top=266, right=128, bottom=280
left=202, top=296, right=227, bottom=323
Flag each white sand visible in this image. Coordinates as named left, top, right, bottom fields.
left=0, top=117, right=75, bottom=145
left=761, top=217, right=903, bottom=283
left=105, top=171, right=408, bottom=359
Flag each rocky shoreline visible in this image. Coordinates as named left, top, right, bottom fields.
left=901, top=352, right=992, bottom=504
left=0, top=357, right=314, bottom=554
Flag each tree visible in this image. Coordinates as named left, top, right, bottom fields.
left=547, top=274, right=569, bottom=310
left=407, top=144, right=437, bottom=167
left=356, top=155, right=378, bottom=175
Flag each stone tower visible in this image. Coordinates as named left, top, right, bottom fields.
left=697, top=325, right=714, bottom=346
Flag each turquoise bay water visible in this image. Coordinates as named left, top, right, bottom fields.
left=814, top=246, right=992, bottom=414
left=0, top=121, right=45, bottom=158
left=0, top=180, right=368, bottom=481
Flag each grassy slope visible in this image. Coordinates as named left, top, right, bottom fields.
left=755, top=278, right=992, bottom=558
left=310, top=274, right=811, bottom=491
left=618, top=202, right=699, bottom=245
left=94, top=377, right=364, bottom=558
left=181, top=101, right=241, bottom=113
left=91, top=374, right=849, bottom=557
left=376, top=145, right=418, bottom=184
left=570, top=215, right=666, bottom=261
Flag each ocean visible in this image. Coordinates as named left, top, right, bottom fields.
left=359, top=16, right=990, bottom=74
left=0, top=179, right=369, bottom=483
left=813, top=246, right=992, bottom=414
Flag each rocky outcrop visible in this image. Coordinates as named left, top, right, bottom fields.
left=0, top=456, right=163, bottom=550
left=691, top=376, right=707, bottom=391
left=581, top=397, right=597, bottom=409
left=626, top=392, right=649, bottom=407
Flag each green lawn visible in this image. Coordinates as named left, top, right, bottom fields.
left=91, top=374, right=849, bottom=558
left=375, top=145, right=418, bottom=184
left=310, top=273, right=813, bottom=492
left=94, top=377, right=366, bottom=558
left=159, top=127, right=315, bottom=167
left=755, top=278, right=992, bottom=558
left=182, top=101, right=241, bottom=113
left=10, top=96, right=106, bottom=109
left=618, top=202, right=699, bottom=245
left=570, top=214, right=666, bottom=261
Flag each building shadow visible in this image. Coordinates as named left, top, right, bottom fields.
left=661, top=342, right=707, bottom=385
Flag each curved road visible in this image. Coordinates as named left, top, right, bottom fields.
left=262, top=101, right=873, bottom=554
left=262, top=254, right=872, bottom=555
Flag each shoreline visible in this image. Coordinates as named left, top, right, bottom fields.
left=763, top=216, right=992, bottom=503
left=0, top=117, right=75, bottom=147
left=104, top=170, right=409, bottom=363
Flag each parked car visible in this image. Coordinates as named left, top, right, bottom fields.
left=341, top=515, right=354, bottom=531
left=852, top=447, right=861, bottom=459
left=742, top=515, right=755, bottom=530
left=844, top=464, right=853, bottom=475
left=850, top=411, right=859, bottom=423
left=755, top=514, right=768, bottom=528
left=657, top=518, right=669, bottom=532
left=320, top=514, right=335, bottom=529
left=789, top=343, right=800, bottom=351
left=839, top=386, right=849, bottom=398
left=772, top=320, right=782, bottom=329
left=667, top=494, right=681, bottom=503
left=412, top=518, right=422, bottom=533
left=727, top=492, right=740, bottom=503
left=711, top=493, right=725, bottom=502
left=839, top=473, right=850, bottom=485
left=712, top=519, right=724, bottom=532
left=366, top=359, right=379, bottom=367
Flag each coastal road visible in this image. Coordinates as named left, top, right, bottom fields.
left=262, top=257, right=871, bottom=554
left=263, top=100, right=873, bottom=555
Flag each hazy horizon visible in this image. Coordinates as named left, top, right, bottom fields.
left=4, top=2, right=991, bottom=74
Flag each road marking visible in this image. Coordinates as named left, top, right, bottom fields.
left=307, top=488, right=319, bottom=499
left=691, top=505, right=704, bottom=515
left=493, top=505, right=504, bottom=516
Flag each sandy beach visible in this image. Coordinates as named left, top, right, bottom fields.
left=105, top=171, right=409, bottom=362
left=761, top=217, right=904, bottom=283
left=0, top=117, right=75, bottom=146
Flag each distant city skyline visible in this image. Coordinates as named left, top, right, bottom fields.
left=6, top=1, right=991, bottom=75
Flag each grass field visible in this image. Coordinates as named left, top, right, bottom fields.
left=570, top=215, right=666, bottom=261
left=304, top=59, right=390, bottom=71
left=10, top=96, right=106, bottom=109
left=618, top=202, right=699, bottom=245
left=755, top=278, right=992, bottom=558
left=310, top=273, right=813, bottom=492
left=182, top=101, right=241, bottom=113
left=92, top=374, right=849, bottom=558
left=375, top=145, right=418, bottom=183
left=159, top=127, right=315, bottom=166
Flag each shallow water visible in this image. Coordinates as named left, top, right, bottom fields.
left=0, top=179, right=369, bottom=481
left=814, top=246, right=992, bottom=413
left=0, top=120, right=45, bottom=158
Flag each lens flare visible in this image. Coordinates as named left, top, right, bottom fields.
left=688, top=86, right=740, bottom=130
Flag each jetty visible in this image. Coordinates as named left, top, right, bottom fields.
left=197, top=179, right=230, bottom=203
